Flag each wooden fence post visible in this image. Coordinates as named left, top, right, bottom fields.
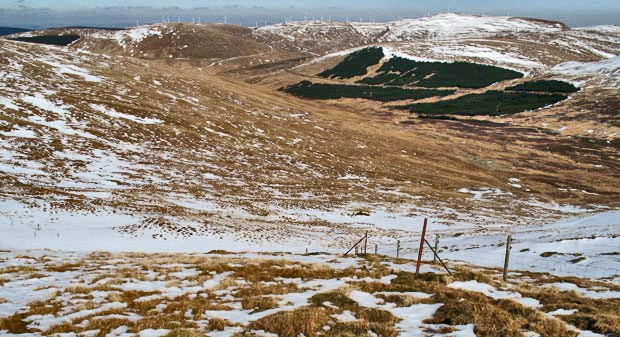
left=344, top=234, right=369, bottom=256
left=364, top=232, right=368, bottom=255
left=374, top=244, right=377, bottom=255
left=503, top=235, right=512, bottom=281
left=433, top=234, right=439, bottom=263
left=355, top=246, right=359, bottom=255
left=396, top=240, right=400, bottom=259
left=415, top=218, right=428, bottom=278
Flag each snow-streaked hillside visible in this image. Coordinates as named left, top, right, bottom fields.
left=258, top=13, right=566, bottom=43
left=1, top=13, right=620, bottom=285
left=74, top=23, right=271, bottom=59
left=257, top=13, right=619, bottom=74
left=552, top=56, right=620, bottom=88
left=377, top=13, right=566, bottom=40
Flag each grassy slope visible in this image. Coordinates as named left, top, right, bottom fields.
left=1, top=38, right=619, bottom=230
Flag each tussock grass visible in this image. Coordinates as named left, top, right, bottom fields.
left=130, top=314, right=197, bottom=332
left=165, top=328, right=205, bottom=337
left=1, top=265, right=39, bottom=274
left=249, top=307, right=331, bottom=337
left=207, top=317, right=232, bottom=331
left=129, top=298, right=162, bottom=316
left=256, top=287, right=399, bottom=337
left=43, top=322, right=79, bottom=335
left=517, top=286, right=620, bottom=335
left=163, top=294, right=234, bottom=320
left=310, top=289, right=358, bottom=309
left=25, top=272, right=48, bottom=279
left=241, top=296, right=280, bottom=313
left=375, top=293, right=429, bottom=307
left=45, top=262, right=82, bottom=273
left=533, top=275, right=620, bottom=292
left=26, top=300, right=63, bottom=316
left=426, top=288, right=577, bottom=337
left=0, top=313, right=31, bottom=334
left=82, top=318, right=135, bottom=337
left=117, top=290, right=161, bottom=303
left=452, top=269, right=495, bottom=285
left=66, top=284, right=118, bottom=294
left=235, top=282, right=300, bottom=298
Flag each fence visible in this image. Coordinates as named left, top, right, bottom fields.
left=343, top=219, right=620, bottom=280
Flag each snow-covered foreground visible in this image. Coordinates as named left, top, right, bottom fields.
left=1, top=197, right=619, bottom=280
left=0, top=249, right=616, bottom=336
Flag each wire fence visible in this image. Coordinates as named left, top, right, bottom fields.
left=380, top=237, right=620, bottom=279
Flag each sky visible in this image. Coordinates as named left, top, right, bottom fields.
left=1, top=0, right=619, bottom=28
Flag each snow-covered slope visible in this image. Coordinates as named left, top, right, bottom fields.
left=256, top=13, right=619, bottom=74
left=553, top=56, right=620, bottom=88
left=379, top=13, right=566, bottom=40
left=258, top=13, right=566, bottom=43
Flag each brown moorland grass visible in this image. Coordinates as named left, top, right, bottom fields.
left=517, top=286, right=620, bottom=335
left=234, top=282, right=300, bottom=298
left=248, top=306, right=331, bottom=337
left=241, top=296, right=280, bottom=313
left=3, top=36, right=620, bottom=248
left=165, top=328, right=206, bottom=337
left=0, top=312, right=31, bottom=334
left=426, top=288, right=577, bottom=337
left=130, top=314, right=198, bottom=332
left=1, top=249, right=615, bottom=337
left=340, top=270, right=579, bottom=337
left=207, top=317, right=233, bottom=331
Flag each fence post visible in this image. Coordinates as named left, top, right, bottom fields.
left=364, top=231, right=368, bottom=255
left=433, top=234, right=439, bottom=263
left=503, top=234, right=512, bottom=282
left=355, top=246, right=359, bottom=255
left=374, top=244, right=377, bottom=255
left=415, top=218, right=428, bottom=278
left=396, top=240, right=400, bottom=259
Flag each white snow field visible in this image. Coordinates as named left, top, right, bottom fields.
left=1, top=197, right=619, bottom=280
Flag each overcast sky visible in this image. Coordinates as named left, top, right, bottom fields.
left=4, top=0, right=620, bottom=10
left=1, top=0, right=619, bottom=28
